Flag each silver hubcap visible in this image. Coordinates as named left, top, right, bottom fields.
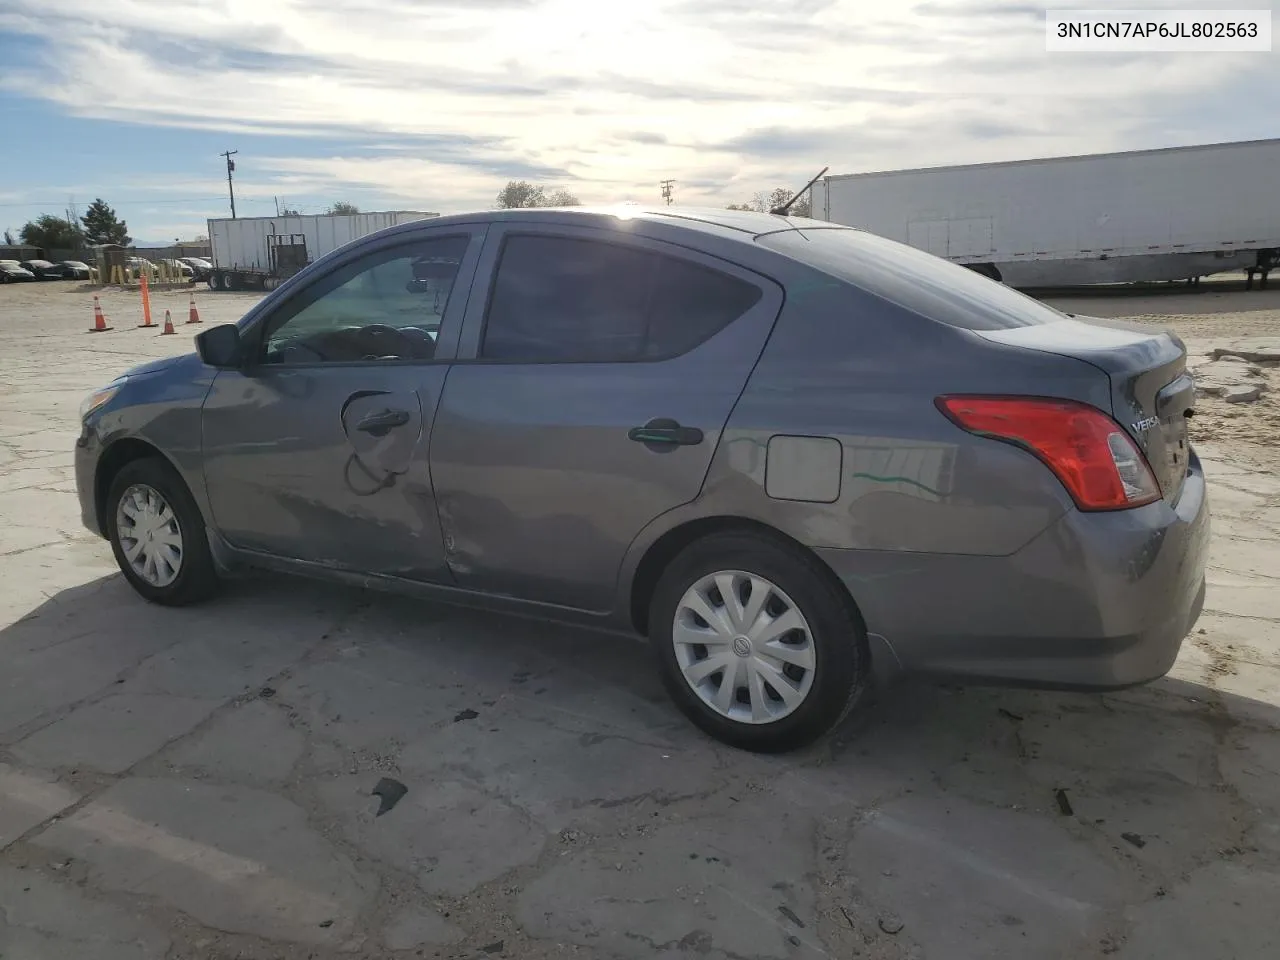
left=116, top=484, right=183, bottom=588
left=672, top=570, right=816, bottom=725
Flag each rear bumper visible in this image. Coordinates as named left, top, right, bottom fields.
left=817, top=453, right=1210, bottom=690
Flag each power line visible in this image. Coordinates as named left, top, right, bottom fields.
left=0, top=196, right=270, bottom=208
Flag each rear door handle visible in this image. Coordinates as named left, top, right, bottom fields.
left=355, top=408, right=411, bottom=436
left=629, top=418, right=704, bottom=447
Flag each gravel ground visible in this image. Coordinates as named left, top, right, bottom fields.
left=1, top=278, right=1278, bottom=960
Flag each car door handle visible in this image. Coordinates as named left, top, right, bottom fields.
left=355, top=409, right=411, bottom=436
left=628, top=419, right=704, bottom=447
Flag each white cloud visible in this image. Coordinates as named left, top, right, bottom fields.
left=3, top=0, right=1275, bottom=223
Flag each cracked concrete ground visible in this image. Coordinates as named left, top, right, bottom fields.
left=1, top=280, right=1278, bottom=959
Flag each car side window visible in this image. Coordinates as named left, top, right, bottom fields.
left=480, top=235, right=762, bottom=362
left=260, top=235, right=469, bottom=365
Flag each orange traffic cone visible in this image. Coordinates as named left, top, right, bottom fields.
left=89, top=296, right=113, bottom=333
left=186, top=292, right=202, bottom=325
left=159, top=309, right=176, bottom=336
left=138, top=274, right=154, bottom=327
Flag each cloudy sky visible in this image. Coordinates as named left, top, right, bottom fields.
left=1, top=0, right=1275, bottom=243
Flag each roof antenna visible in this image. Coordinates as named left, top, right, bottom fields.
left=770, top=166, right=828, bottom=216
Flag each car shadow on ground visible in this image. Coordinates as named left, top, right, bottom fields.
left=3, top=570, right=1278, bottom=959
left=5, top=567, right=1277, bottom=810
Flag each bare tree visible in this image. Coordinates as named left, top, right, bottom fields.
left=727, top=187, right=811, bottom=218
left=496, top=181, right=581, bottom=208
left=544, top=189, right=581, bottom=206
left=495, top=181, right=546, bottom=208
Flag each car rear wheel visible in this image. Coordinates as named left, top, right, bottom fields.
left=106, top=458, right=218, bottom=606
left=649, top=532, right=868, bottom=752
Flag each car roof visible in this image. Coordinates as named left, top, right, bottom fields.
left=395, top=205, right=841, bottom=245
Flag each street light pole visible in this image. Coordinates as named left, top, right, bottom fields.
left=220, top=150, right=239, bottom=218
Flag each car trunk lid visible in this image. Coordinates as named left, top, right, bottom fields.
left=972, top=316, right=1192, bottom=502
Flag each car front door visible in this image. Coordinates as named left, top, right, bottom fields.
left=429, top=224, right=783, bottom=612
left=201, top=226, right=485, bottom=581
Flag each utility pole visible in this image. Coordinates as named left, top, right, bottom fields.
left=660, top=179, right=675, bottom=206
left=220, top=150, right=239, bottom=218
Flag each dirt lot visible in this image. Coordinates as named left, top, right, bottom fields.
left=1, top=280, right=1278, bottom=960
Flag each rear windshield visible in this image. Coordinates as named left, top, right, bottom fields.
left=758, top=227, right=1065, bottom=330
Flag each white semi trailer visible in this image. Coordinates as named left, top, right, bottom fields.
left=206, top=211, right=439, bottom=291
left=813, top=138, right=1280, bottom=288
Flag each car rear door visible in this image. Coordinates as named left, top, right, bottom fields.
left=200, top=225, right=485, bottom=580
left=429, top=223, right=784, bottom=612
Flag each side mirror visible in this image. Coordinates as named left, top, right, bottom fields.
left=195, top=324, right=243, bottom=368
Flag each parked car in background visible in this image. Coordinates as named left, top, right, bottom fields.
left=127, top=257, right=156, bottom=273
left=73, top=206, right=1209, bottom=753
left=152, top=258, right=194, bottom=279
left=0, top=260, right=37, bottom=283
left=57, top=260, right=92, bottom=280
left=19, top=259, right=66, bottom=280
left=179, top=257, right=213, bottom=281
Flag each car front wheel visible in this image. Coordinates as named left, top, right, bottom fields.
left=106, top=457, right=218, bottom=606
left=649, top=532, right=868, bottom=753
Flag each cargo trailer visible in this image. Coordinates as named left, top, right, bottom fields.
left=206, top=211, right=439, bottom=291
left=813, top=138, right=1280, bottom=288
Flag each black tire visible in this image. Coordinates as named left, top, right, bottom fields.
left=105, top=457, right=218, bottom=606
left=208, top=273, right=220, bottom=290
left=649, top=532, right=868, bottom=753
left=224, top=272, right=239, bottom=291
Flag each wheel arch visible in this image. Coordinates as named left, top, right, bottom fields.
left=93, top=437, right=185, bottom=536
left=627, top=515, right=866, bottom=637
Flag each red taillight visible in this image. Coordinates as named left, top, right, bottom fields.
left=936, top=395, right=1161, bottom=511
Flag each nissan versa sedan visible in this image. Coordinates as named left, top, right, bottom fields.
left=74, top=207, right=1209, bottom=752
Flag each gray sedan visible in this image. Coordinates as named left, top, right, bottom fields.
left=73, top=207, right=1209, bottom=752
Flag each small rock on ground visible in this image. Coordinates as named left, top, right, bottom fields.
left=1223, top=384, right=1265, bottom=404
left=1211, top=338, right=1280, bottom=363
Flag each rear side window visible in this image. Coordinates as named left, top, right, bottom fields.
left=480, top=235, right=762, bottom=361
left=759, top=227, right=1065, bottom=330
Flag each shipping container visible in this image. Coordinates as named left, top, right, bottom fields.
left=206, top=211, right=439, bottom=290
left=814, top=138, right=1280, bottom=288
